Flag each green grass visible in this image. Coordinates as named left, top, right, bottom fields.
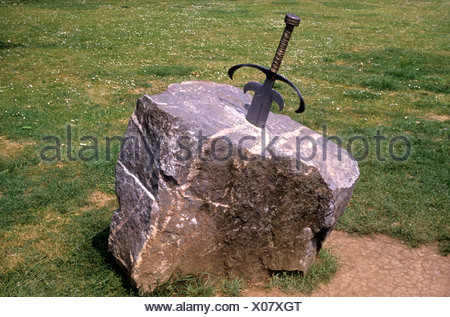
left=140, top=65, right=198, bottom=77
left=220, top=277, right=245, bottom=297
left=0, top=0, right=449, bottom=296
left=323, top=47, right=449, bottom=93
left=268, top=248, right=338, bottom=295
left=141, top=274, right=244, bottom=297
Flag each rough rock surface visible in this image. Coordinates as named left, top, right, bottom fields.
left=108, top=81, right=359, bottom=291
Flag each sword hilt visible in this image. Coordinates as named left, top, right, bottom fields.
left=269, top=14, right=301, bottom=74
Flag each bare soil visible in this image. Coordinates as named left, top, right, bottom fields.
left=0, top=136, right=34, bottom=158
left=243, top=231, right=449, bottom=297
left=79, top=190, right=116, bottom=212
left=429, top=114, right=449, bottom=122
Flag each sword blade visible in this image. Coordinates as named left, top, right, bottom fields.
left=245, top=77, right=275, bottom=128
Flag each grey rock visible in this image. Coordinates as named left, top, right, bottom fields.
left=108, top=81, right=359, bottom=291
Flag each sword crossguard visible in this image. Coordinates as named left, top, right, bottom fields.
left=228, top=64, right=305, bottom=113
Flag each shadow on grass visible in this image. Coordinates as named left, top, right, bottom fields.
left=91, top=226, right=138, bottom=295
left=0, top=40, right=25, bottom=50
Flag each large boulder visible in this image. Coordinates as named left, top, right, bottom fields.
left=108, top=81, right=359, bottom=291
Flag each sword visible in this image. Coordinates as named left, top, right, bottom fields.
left=228, top=14, right=305, bottom=128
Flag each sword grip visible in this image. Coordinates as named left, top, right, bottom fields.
left=270, top=14, right=301, bottom=74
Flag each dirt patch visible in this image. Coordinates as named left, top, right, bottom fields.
left=129, top=88, right=148, bottom=95
left=0, top=136, right=34, bottom=158
left=243, top=231, right=449, bottom=297
left=334, top=60, right=350, bottom=66
left=0, top=215, right=65, bottom=275
left=79, top=190, right=116, bottom=212
left=128, top=82, right=168, bottom=96
left=429, top=114, right=449, bottom=122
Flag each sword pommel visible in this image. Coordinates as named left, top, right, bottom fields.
left=285, top=13, right=301, bottom=27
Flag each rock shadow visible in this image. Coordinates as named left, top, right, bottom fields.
left=91, top=225, right=136, bottom=294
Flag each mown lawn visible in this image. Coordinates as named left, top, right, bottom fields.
left=0, top=0, right=448, bottom=296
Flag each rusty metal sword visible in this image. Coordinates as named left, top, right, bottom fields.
left=228, top=14, right=305, bottom=128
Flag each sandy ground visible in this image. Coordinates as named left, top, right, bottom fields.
left=243, top=231, right=450, bottom=297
